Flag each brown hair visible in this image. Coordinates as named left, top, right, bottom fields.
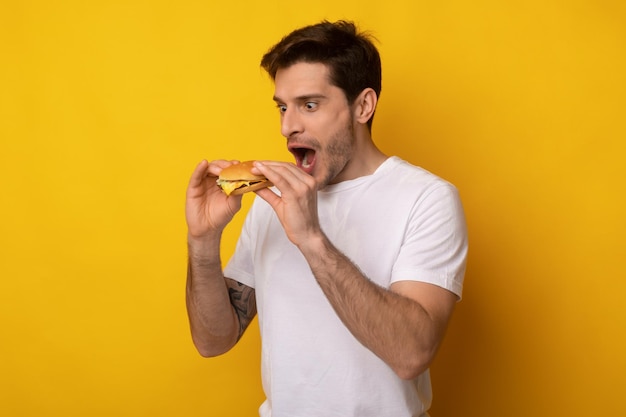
left=260, top=20, right=382, bottom=129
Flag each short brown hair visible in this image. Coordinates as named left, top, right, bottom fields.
left=261, top=20, right=382, bottom=129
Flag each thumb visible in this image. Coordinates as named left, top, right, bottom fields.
left=254, top=187, right=281, bottom=210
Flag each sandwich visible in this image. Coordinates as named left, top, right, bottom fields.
left=216, top=161, right=272, bottom=196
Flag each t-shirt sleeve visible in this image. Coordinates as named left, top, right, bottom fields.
left=391, top=182, right=468, bottom=299
left=223, top=202, right=258, bottom=289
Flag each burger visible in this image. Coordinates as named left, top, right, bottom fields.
left=216, top=161, right=273, bottom=196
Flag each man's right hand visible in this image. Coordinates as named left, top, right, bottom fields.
left=185, top=159, right=243, bottom=239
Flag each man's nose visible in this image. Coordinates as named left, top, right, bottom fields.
left=280, top=108, right=304, bottom=138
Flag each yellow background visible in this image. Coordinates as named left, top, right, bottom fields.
left=1, top=1, right=624, bottom=416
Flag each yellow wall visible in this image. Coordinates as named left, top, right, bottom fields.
left=1, top=1, right=624, bottom=416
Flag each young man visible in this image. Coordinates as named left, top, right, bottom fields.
left=185, top=20, right=467, bottom=417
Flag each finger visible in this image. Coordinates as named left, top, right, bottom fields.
left=253, top=160, right=296, bottom=171
left=188, top=160, right=209, bottom=187
left=254, top=186, right=282, bottom=209
left=207, top=159, right=240, bottom=177
left=259, top=161, right=312, bottom=184
left=250, top=160, right=276, bottom=176
left=254, top=161, right=310, bottom=193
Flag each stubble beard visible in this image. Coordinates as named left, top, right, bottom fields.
left=317, top=118, right=356, bottom=189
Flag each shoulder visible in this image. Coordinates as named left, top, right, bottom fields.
left=387, top=157, right=451, bottom=182
left=375, top=157, right=460, bottom=201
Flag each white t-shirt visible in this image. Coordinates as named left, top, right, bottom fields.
left=224, top=156, right=468, bottom=417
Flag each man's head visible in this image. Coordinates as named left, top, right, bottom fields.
left=260, top=20, right=382, bottom=130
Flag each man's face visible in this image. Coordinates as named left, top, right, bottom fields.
left=273, top=62, right=356, bottom=188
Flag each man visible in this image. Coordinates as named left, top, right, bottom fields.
left=185, top=20, right=467, bottom=417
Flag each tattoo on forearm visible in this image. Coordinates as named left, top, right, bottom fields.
left=226, top=279, right=257, bottom=340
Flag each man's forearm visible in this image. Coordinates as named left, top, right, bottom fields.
left=186, top=233, right=240, bottom=357
left=298, top=234, right=442, bottom=380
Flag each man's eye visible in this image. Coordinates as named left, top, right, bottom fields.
left=305, top=102, right=318, bottom=110
left=277, top=104, right=287, bottom=113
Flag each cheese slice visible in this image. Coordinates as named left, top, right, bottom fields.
left=216, top=179, right=255, bottom=196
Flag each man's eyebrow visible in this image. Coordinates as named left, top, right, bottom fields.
left=272, top=94, right=327, bottom=103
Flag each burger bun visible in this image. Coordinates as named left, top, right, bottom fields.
left=218, top=161, right=266, bottom=181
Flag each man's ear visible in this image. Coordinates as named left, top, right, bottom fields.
left=353, top=88, right=378, bottom=125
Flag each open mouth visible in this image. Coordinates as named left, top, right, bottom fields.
left=289, top=146, right=317, bottom=174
